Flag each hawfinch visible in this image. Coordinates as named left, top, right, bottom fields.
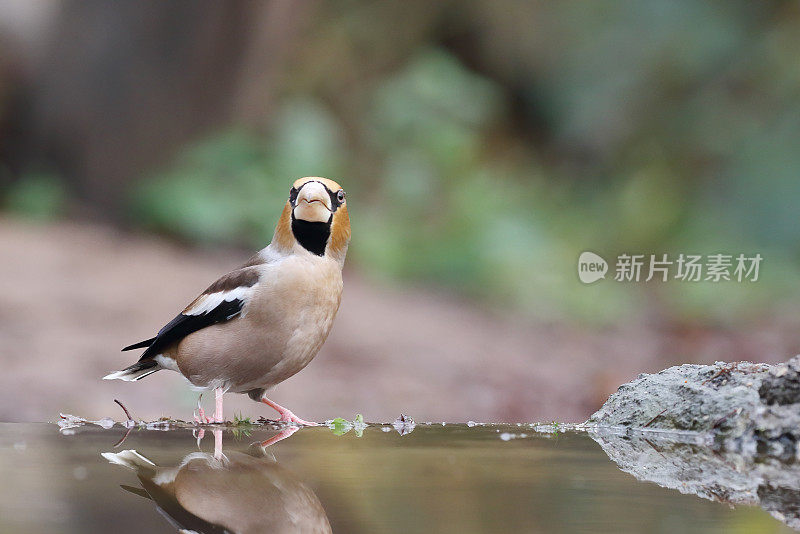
left=102, top=434, right=331, bottom=533
left=104, top=177, right=350, bottom=426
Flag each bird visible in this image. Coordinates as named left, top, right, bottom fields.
left=102, top=430, right=332, bottom=533
left=104, top=177, right=350, bottom=426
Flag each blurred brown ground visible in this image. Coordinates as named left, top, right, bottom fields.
left=1, top=217, right=797, bottom=424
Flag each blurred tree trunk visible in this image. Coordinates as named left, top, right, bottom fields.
left=7, top=0, right=311, bottom=221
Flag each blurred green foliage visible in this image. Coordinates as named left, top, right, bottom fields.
left=3, top=173, right=66, bottom=221
left=132, top=101, right=343, bottom=245
left=130, top=35, right=800, bottom=324
left=0, top=2, right=761, bottom=325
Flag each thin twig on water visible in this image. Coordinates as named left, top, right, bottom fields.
left=113, top=399, right=135, bottom=448
left=114, top=399, right=134, bottom=422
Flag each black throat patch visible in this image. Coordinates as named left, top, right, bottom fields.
left=291, top=214, right=331, bottom=256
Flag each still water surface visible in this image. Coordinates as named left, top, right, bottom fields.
left=0, top=422, right=793, bottom=533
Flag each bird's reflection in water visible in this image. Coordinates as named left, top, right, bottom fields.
left=102, top=427, right=331, bottom=534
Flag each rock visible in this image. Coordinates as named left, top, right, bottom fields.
left=760, top=359, right=800, bottom=405
left=585, top=356, right=800, bottom=456
left=584, top=356, right=800, bottom=529
left=589, top=429, right=800, bottom=530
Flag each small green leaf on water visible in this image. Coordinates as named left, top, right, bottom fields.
left=329, top=417, right=351, bottom=436
left=353, top=413, right=366, bottom=438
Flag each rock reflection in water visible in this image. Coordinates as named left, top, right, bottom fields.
left=589, top=429, right=800, bottom=531
left=102, top=428, right=331, bottom=534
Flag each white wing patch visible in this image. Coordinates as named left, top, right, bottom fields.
left=183, top=286, right=254, bottom=317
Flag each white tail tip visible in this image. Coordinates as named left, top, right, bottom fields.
left=101, top=450, right=155, bottom=469
left=103, top=370, right=136, bottom=381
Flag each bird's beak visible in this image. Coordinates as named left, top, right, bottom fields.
left=293, top=181, right=332, bottom=223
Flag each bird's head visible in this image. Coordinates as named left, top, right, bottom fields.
left=273, top=177, right=350, bottom=263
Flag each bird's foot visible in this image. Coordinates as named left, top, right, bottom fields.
left=193, top=402, right=209, bottom=424
left=258, top=426, right=299, bottom=448
left=260, top=396, right=318, bottom=426
left=193, top=412, right=223, bottom=424
left=194, top=394, right=207, bottom=424
left=193, top=427, right=205, bottom=447
left=277, top=409, right=318, bottom=427
left=193, top=394, right=223, bottom=424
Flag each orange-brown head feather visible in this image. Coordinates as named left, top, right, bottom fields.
left=271, top=177, right=350, bottom=264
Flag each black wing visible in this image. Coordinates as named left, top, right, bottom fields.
left=122, top=337, right=156, bottom=351
left=135, top=299, right=245, bottom=362
left=123, top=267, right=260, bottom=361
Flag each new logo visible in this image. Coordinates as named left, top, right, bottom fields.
left=578, top=251, right=608, bottom=284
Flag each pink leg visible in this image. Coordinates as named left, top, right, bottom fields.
left=260, top=396, right=318, bottom=426
left=212, top=428, right=223, bottom=460
left=213, top=388, right=224, bottom=424
left=193, top=388, right=224, bottom=424
left=193, top=428, right=225, bottom=459
left=258, top=426, right=299, bottom=448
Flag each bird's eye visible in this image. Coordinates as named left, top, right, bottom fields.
left=289, top=187, right=298, bottom=203
left=337, top=190, right=345, bottom=202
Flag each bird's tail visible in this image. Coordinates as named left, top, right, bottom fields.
left=101, top=449, right=156, bottom=470
left=103, top=360, right=160, bottom=381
